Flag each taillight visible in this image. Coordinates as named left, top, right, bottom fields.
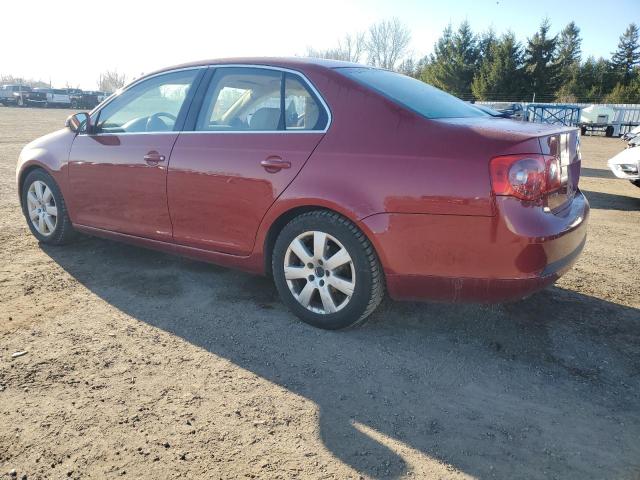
left=490, top=154, right=564, bottom=201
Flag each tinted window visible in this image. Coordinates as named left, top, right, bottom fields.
left=284, top=74, right=327, bottom=130
left=196, top=68, right=283, bottom=132
left=95, top=69, right=198, bottom=133
left=338, top=67, right=486, bottom=119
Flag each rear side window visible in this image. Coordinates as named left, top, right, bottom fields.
left=195, top=67, right=328, bottom=132
left=197, top=68, right=282, bottom=131
left=338, top=67, right=486, bottom=119
left=285, top=74, right=328, bottom=130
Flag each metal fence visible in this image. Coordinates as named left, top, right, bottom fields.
left=477, top=101, right=640, bottom=134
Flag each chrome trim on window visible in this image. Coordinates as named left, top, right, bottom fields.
left=85, top=63, right=332, bottom=136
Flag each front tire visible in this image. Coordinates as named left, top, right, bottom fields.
left=272, top=211, right=384, bottom=330
left=21, top=169, right=76, bottom=245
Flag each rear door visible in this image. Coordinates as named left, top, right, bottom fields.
left=68, top=68, right=203, bottom=241
left=167, top=66, right=329, bottom=255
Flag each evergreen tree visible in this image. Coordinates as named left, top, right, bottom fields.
left=472, top=32, right=526, bottom=100
left=576, top=56, right=617, bottom=102
left=523, top=18, right=559, bottom=101
left=555, top=22, right=582, bottom=88
left=611, top=23, right=640, bottom=83
left=421, top=22, right=479, bottom=98
left=605, top=78, right=640, bottom=103
left=556, top=22, right=582, bottom=67
left=553, top=23, right=582, bottom=103
left=477, top=29, right=497, bottom=63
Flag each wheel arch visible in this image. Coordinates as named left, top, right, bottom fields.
left=17, top=162, right=53, bottom=201
left=260, top=202, right=386, bottom=277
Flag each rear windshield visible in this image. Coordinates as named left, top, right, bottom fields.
left=337, top=67, right=486, bottom=119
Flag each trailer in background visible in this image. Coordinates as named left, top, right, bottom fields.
left=579, top=106, right=640, bottom=137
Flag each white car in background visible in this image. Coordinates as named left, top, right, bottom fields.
left=608, top=146, right=640, bottom=188
left=622, top=125, right=640, bottom=142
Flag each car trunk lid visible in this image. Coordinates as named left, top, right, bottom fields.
left=438, top=117, right=581, bottom=211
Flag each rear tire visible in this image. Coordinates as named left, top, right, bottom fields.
left=631, top=179, right=640, bottom=188
left=272, top=210, right=384, bottom=330
left=21, top=169, right=76, bottom=245
left=605, top=126, right=614, bottom=137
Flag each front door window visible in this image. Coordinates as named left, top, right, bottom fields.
left=94, top=69, right=199, bottom=134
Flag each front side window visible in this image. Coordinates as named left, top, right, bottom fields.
left=338, top=67, right=487, bottom=119
left=95, top=69, right=199, bottom=134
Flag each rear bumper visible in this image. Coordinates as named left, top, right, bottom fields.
left=362, top=191, right=589, bottom=303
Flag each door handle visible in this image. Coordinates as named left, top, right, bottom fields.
left=260, top=156, right=290, bottom=173
left=144, top=151, right=166, bottom=165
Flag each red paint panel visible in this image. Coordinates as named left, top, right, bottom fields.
left=68, top=133, right=176, bottom=241
left=167, top=132, right=323, bottom=255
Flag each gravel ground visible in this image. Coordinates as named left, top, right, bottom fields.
left=1, top=107, right=639, bottom=480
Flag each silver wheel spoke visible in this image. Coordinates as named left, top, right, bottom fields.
left=328, top=276, right=355, bottom=297
left=319, top=286, right=337, bottom=313
left=27, top=192, right=38, bottom=206
left=324, top=248, right=351, bottom=271
left=313, top=231, right=327, bottom=260
left=42, top=186, right=53, bottom=203
left=38, top=215, right=45, bottom=233
left=296, top=282, right=316, bottom=308
left=45, top=205, right=58, bottom=217
left=290, top=238, right=313, bottom=264
left=285, top=266, right=308, bottom=280
left=29, top=209, right=39, bottom=221
left=44, top=214, right=55, bottom=232
left=34, top=182, right=44, bottom=201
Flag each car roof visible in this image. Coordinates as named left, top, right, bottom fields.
left=147, top=57, right=368, bottom=77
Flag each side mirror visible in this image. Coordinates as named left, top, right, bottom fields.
left=65, top=112, right=91, bottom=133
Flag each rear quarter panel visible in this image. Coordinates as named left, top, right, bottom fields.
left=274, top=67, right=542, bottom=220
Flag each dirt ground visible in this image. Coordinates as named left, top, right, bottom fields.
left=0, top=107, right=639, bottom=480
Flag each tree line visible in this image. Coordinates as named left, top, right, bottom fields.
left=308, top=19, right=640, bottom=104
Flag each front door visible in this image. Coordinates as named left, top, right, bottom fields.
left=68, top=68, right=202, bottom=241
left=167, top=67, right=329, bottom=255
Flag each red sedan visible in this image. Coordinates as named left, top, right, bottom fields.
left=16, top=58, right=589, bottom=329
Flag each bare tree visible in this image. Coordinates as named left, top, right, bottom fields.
left=0, top=74, right=48, bottom=88
left=98, top=70, right=127, bottom=93
left=306, top=33, right=365, bottom=63
left=366, top=18, right=411, bottom=70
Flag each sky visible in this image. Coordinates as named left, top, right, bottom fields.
left=1, top=0, right=638, bottom=90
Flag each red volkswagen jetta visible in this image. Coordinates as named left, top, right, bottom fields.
left=17, top=58, right=589, bottom=329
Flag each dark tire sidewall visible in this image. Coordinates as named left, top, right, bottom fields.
left=272, top=213, right=375, bottom=330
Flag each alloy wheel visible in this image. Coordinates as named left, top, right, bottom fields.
left=284, top=230, right=356, bottom=314
left=26, top=180, right=58, bottom=236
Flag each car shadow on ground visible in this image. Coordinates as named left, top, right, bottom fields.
left=41, top=237, right=640, bottom=479
left=579, top=167, right=616, bottom=179
left=582, top=189, right=640, bottom=211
